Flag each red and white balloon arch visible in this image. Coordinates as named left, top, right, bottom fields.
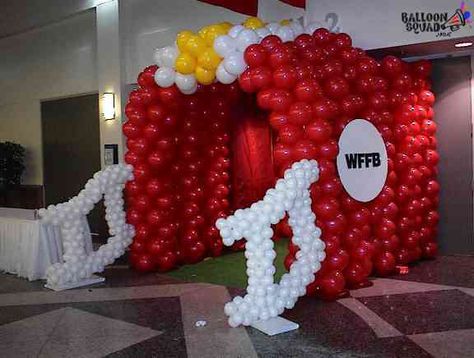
left=123, top=18, right=439, bottom=300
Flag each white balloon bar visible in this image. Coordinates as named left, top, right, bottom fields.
left=38, top=164, right=135, bottom=291
left=216, top=159, right=325, bottom=330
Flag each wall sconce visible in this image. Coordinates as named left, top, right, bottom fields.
left=102, top=92, right=115, bottom=120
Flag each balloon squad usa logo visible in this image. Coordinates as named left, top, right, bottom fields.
left=401, top=1, right=472, bottom=38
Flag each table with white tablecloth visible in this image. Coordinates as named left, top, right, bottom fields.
left=0, top=209, right=92, bottom=281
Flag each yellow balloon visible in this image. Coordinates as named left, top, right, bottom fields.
left=204, top=25, right=227, bottom=46
left=176, top=30, right=194, bottom=52
left=195, top=66, right=215, bottom=85
left=184, top=35, right=207, bottom=57
left=244, top=17, right=264, bottom=29
left=175, top=52, right=196, bottom=75
left=197, top=48, right=221, bottom=70
left=198, top=26, right=209, bottom=39
left=280, top=19, right=291, bottom=26
left=220, top=22, right=233, bottom=31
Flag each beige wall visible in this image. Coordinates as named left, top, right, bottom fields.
left=0, top=10, right=97, bottom=185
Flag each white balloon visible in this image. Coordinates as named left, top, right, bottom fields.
left=160, top=46, right=178, bottom=68
left=289, top=20, right=304, bottom=36
left=217, top=159, right=324, bottom=327
left=39, top=164, right=134, bottom=289
left=228, top=24, right=245, bottom=38
left=153, top=48, right=164, bottom=66
left=236, top=29, right=259, bottom=52
left=180, top=82, right=198, bottom=95
left=216, top=63, right=237, bottom=84
left=266, top=22, right=281, bottom=34
left=255, top=27, right=271, bottom=39
left=175, top=73, right=196, bottom=91
left=213, top=35, right=237, bottom=57
left=154, top=67, right=175, bottom=87
left=223, top=52, right=247, bottom=76
left=276, top=26, right=295, bottom=42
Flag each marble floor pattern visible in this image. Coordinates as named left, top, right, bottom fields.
left=0, top=255, right=472, bottom=357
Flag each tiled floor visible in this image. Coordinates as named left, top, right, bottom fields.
left=0, top=255, right=473, bottom=357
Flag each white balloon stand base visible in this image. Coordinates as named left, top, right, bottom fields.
left=44, top=275, right=105, bottom=292
left=251, top=316, right=299, bottom=336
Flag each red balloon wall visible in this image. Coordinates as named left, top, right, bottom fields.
left=123, top=29, right=439, bottom=299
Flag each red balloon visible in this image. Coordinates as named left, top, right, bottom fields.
left=156, top=251, right=177, bottom=272
left=317, top=159, right=336, bottom=181
left=324, top=77, right=350, bottom=98
left=422, top=242, right=438, bottom=258
left=381, top=234, right=400, bottom=252
left=288, top=102, right=312, bottom=126
left=318, top=271, right=346, bottom=298
left=334, top=33, right=352, bottom=48
left=349, top=208, right=371, bottom=227
left=418, top=90, right=435, bottom=106
left=293, top=140, right=317, bottom=160
left=244, top=44, right=267, bottom=67
left=123, top=121, right=142, bottom=138
left=269, top=112, right=289, bottom=130
left=251, top=66, right=273, bottom=89
left=374, top=252, right=396, bottom=276
left=317, top=140, right=339, bottom=160
left=339, top=47, right=359, bottom=64
left=133, top=163, right=151, bottom=182
left=268, top=45, right=291, bottom=68
left=184, top=241, right=207, bottom=264
left=133, top=254, right=155, bottom=272
left=314, top=198, right=340, bottom=220
left=124, top=151, right=143, bottom=166
left=147, top=237, right=167, bottom=256
left=294, top=33, right=313, bottom=49
left=269, top=90, right=293, bottom=112
left=320, top=177, right=343, bottom=197
left=305, top=120, right=332, bottom=143
left=147, top=151, right=167, bottom=169
left=294, top=80, right=321, bottom=102
left=341, top=94, right=365, bottom=116
left=260, top=35, right=283, bottom=51
left=392, top=73, right=413, bottom=89
left=412, top=60, right=432, bottom=78
left=278, top=125, right=304, bottom=144
left=381, top=56, right=403, bottom=77
left=324, top=213, right=347, bottom=235
left=238, top=69, right=256, bottom=93
left=344, top=262, right=367, bottom=286
left=327, top=249, right=350, bottom=270
left=312, top=98, right=339, bottom=120
left=273, top=65, right=297, bottom=89
left=131, top=138, right=150, bottom=156
left=425, top=149, right=439, bottom=166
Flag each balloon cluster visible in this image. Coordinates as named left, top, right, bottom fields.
left=238, top=30, right=438, bottom=298
left=154, top=17, right=306, bottom=93
left=217, top=159, right=325, bottom=327
left=124, top=65, right=241, bottom=272
left=39, top=164, right=134, bottom=287
left=124, top=16, right=439, bottom=299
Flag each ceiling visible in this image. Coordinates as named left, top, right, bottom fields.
left=0, top=0, right=108, bottom=39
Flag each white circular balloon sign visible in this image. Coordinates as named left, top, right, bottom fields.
left=336, top=119, right=388, bottom=202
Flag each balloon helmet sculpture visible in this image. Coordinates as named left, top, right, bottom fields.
left=123, top=16, right=439, bottom=301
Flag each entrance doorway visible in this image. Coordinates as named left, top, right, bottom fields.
left=41, top=93, right=107, bottom=242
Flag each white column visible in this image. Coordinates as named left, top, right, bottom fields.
left=96, top=0, right=124, bottom=168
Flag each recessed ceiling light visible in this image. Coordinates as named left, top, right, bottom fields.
left=455, top=41, right=473, bottom=48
